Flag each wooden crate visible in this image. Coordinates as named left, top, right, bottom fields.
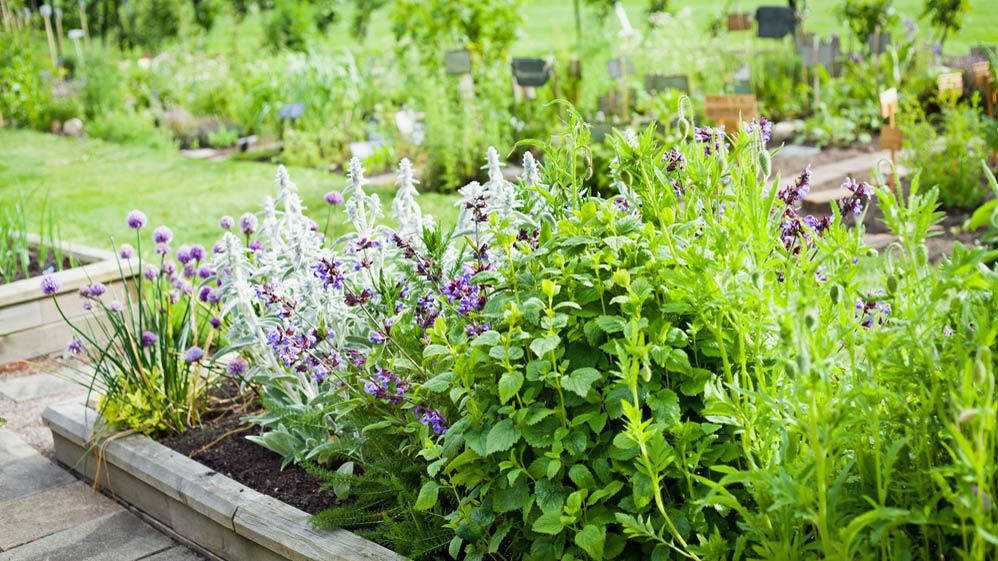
left=705, top=94, right=758, bottom=129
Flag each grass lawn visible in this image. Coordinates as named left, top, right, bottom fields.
left=0, top=129, right=459, bottom=251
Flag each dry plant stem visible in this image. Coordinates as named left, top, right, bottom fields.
left=189, top=423, right=253, bottom=458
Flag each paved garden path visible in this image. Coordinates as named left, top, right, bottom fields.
left=0, top=362, right=204, bottom=561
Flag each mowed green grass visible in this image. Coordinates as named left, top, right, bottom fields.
left=0, top=129, right=459, bottom=251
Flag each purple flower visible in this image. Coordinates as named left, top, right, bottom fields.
left=324, top=191, right=344, bottom=205
left=176, top=246, right=192, bottom=264
left=364, top=367, right=409, bottom=405
left=213, top=241, right=225, bottom=255
left=198, top=286, right=213, bottom=302
left=82, top=300, right=92, bottom=311
left=778, top=167, right=812, bottom=205
left=226, top=357, right=248, bottom=376
left=369, top=330, right=387, bottom=345
left=219, top=215, right=234, bottom=230
left=249, top=241, right=263, bottom=252
left=184, top=346, right=204, bottom=363
left=108, top=300, right=124, bottom=313
left=189, top=245, right=206, bottom=262
left=155, top=243, right=170, bottom=256
left=419, top=408, right=448, bottom=435
left=944, top=325, right=954, bottom=337
left=126, top=210, right=147, bottom=229
left=694, top=125, right=724, bottom=156
left=839, top=178, right=874, bottom=216
left=40, top=274, right=62, bottom=296
left=466, top=322, right=492, bottom=338
left=312, top=257, right=345, bottom=290
left=119, top=244, right=136, bottom=259
left=162, top=260, right=176, bottom=277
left=815, top=267, right=827, bottom=282
left=239, top=213, right=258, bottom=236
left=209, top=317, right=221, bottom=329
left=152, top=225, right=173, bottom=244
left=87, top=282, right=107, bottom=298
left=747, top=116, right=772, bottom=144
left=141, top=331, right=157, bottom=346
left=66, top=338, right=85, bottom=355
left=662, top=149, right=686, bottom=173
left=183, top=264, right=196, bottom=278
left=143, top=265, right=159, bottom=281
left=198, top=265, right=214, bottom=279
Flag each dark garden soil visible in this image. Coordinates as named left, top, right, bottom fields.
left=1, top=246, right=76, bottom=284
left=159, top=411, right=338, bottom=515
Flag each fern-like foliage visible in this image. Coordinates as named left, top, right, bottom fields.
left=306, top=409, right=453, bottom=560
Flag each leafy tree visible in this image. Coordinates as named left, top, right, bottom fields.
left=920, top=0, right=970, bottom=49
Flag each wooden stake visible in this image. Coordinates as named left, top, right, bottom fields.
left=40, top=5, right=58, bottom=68
left=54, top=7, right=65, bottom=57
left=79, top=0, right=91, bottom=48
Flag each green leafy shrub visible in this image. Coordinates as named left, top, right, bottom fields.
left=119, top=0, right=182, bottom=51
left=0, top=33, right=54, bottom=130
left=89, top=110, right=175, bottom=149
left=837, top=0, right=897, bottom=46
left=264, top=0, right=313, bottom=52
left=899, top=100, right=990, bottom=209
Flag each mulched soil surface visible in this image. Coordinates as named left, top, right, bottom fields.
left=1, top=246, right=76, bottom=284
left=159, top=412, right=338, bottom=515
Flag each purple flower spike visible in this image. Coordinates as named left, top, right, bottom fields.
left=227, top=357, right=248, bottom=376
left=40, top=274, right=62, bottom=296
left=420, top=409, right=448, bottom=435
left=126, top=210, right=147, bottom=229
left=219, top=215, right=234, bottom=230
left=240, top=213, right=258, bottom=236
left=141, top=331, right=157, bottom=347
left=209, top=317, right=221, bottom=329
left=119, top=244, right=136, bottom=259
left=324, top=191, right=344, bottom=205
left=184, top=346, right=204, bottom=363
left=66, top=338, right=85, bottom=355
left=152, top=225, right=173, bottom=244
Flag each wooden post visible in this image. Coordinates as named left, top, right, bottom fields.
left=69, top=29, right=85, bottom=66
left=937, top=72, right=963, bottom=105
left=1, top=0, right=11, bottom=32
left=54, top=7, right=65, bottom=57
left=40, top=5, right=58, bottom=68
left=812, top=35, right=820, bottom=109
left=879, top=88, right=900, bottom=190
left=79, top=0, right=91, bottom=48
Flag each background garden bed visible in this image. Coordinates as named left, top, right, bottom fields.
left=0, top=236, right=135, bottom=365
left=42, top=400, right=407, bottom=561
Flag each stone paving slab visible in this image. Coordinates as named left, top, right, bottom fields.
left=0, top=429, right=36, bottom=464
left=0, top=454, right=75, bottom=503
left=0, top=481, right=122, bottom=550
left=0, top=372, right=87, bottom=403
left=2, top=510, right=176, bottom=561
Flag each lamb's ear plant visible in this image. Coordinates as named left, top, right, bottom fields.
left=42, top=211, right=228, bottom=436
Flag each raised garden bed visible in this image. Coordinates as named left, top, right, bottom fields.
left=42, top=400, right=407, bottom=561
left=0, top=236, right=136, bottom=365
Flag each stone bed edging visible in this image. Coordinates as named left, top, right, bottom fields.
left=42, top=400, right=408, bottom=561
left=0, top=234, right=138, bottom=364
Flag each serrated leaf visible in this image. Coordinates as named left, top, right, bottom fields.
left=531, top=511, right=564, bottom=535
left=530, top=334, right=562, bottom=357
left=486, top=419, right=521, bottom=455
left=498, top=372, right=524, bottom=404
left=471, top=330, right=501, bottom=347
left=595, top=315, right=626, bottom=333
left=562, top=367, right=601, bottom=397
left=575, top=525, right=606, bottom=560
left=414, top=480, right=440, bottom=511
left=423, top=344, right=451, bottom=358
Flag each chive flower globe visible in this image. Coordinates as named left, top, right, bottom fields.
left=189, top=245, right=206, bottom=262
left=141, top=331, right=157, bottom=347
left=66, top=338, right=84, bottom=355
left=40, top=274, right=62, bottom=296
left=119, top=244, right=136, bottom=259
left=184, top=346, right=204, bottom=363
left=152, top=225, right=173, bottom=244
left=227, top=357, right=248, bottom=376
left=126, top=210, right=147, bottom=229
left=219, top=215, right=234, bottom=230
left=324, top=191, right=344, bottom=205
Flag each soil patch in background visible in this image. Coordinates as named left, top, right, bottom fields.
left=159, top=413, right=339, bottom=515
left=0, top=246, right=77, bottom=284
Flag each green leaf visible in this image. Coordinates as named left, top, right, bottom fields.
left=530, top=334, right=562, bottom=357
left=498, top=372, right=524, bottom=404
left=531, top=510, right=564, bottom=535
left=486, top=419, right=521, bottom=455
left=595, top=315, right=626, bottom=333
left=471, top=330, right=501, bottom=347
left=414, top=480, right=440, bottom=511
left=562, top=367, right=601, bottom=397
left=423, top=344, right=450, bottom=359
left=575, top=525, right=606, bottom=560
left=422, top=372, right=453, bottom=392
